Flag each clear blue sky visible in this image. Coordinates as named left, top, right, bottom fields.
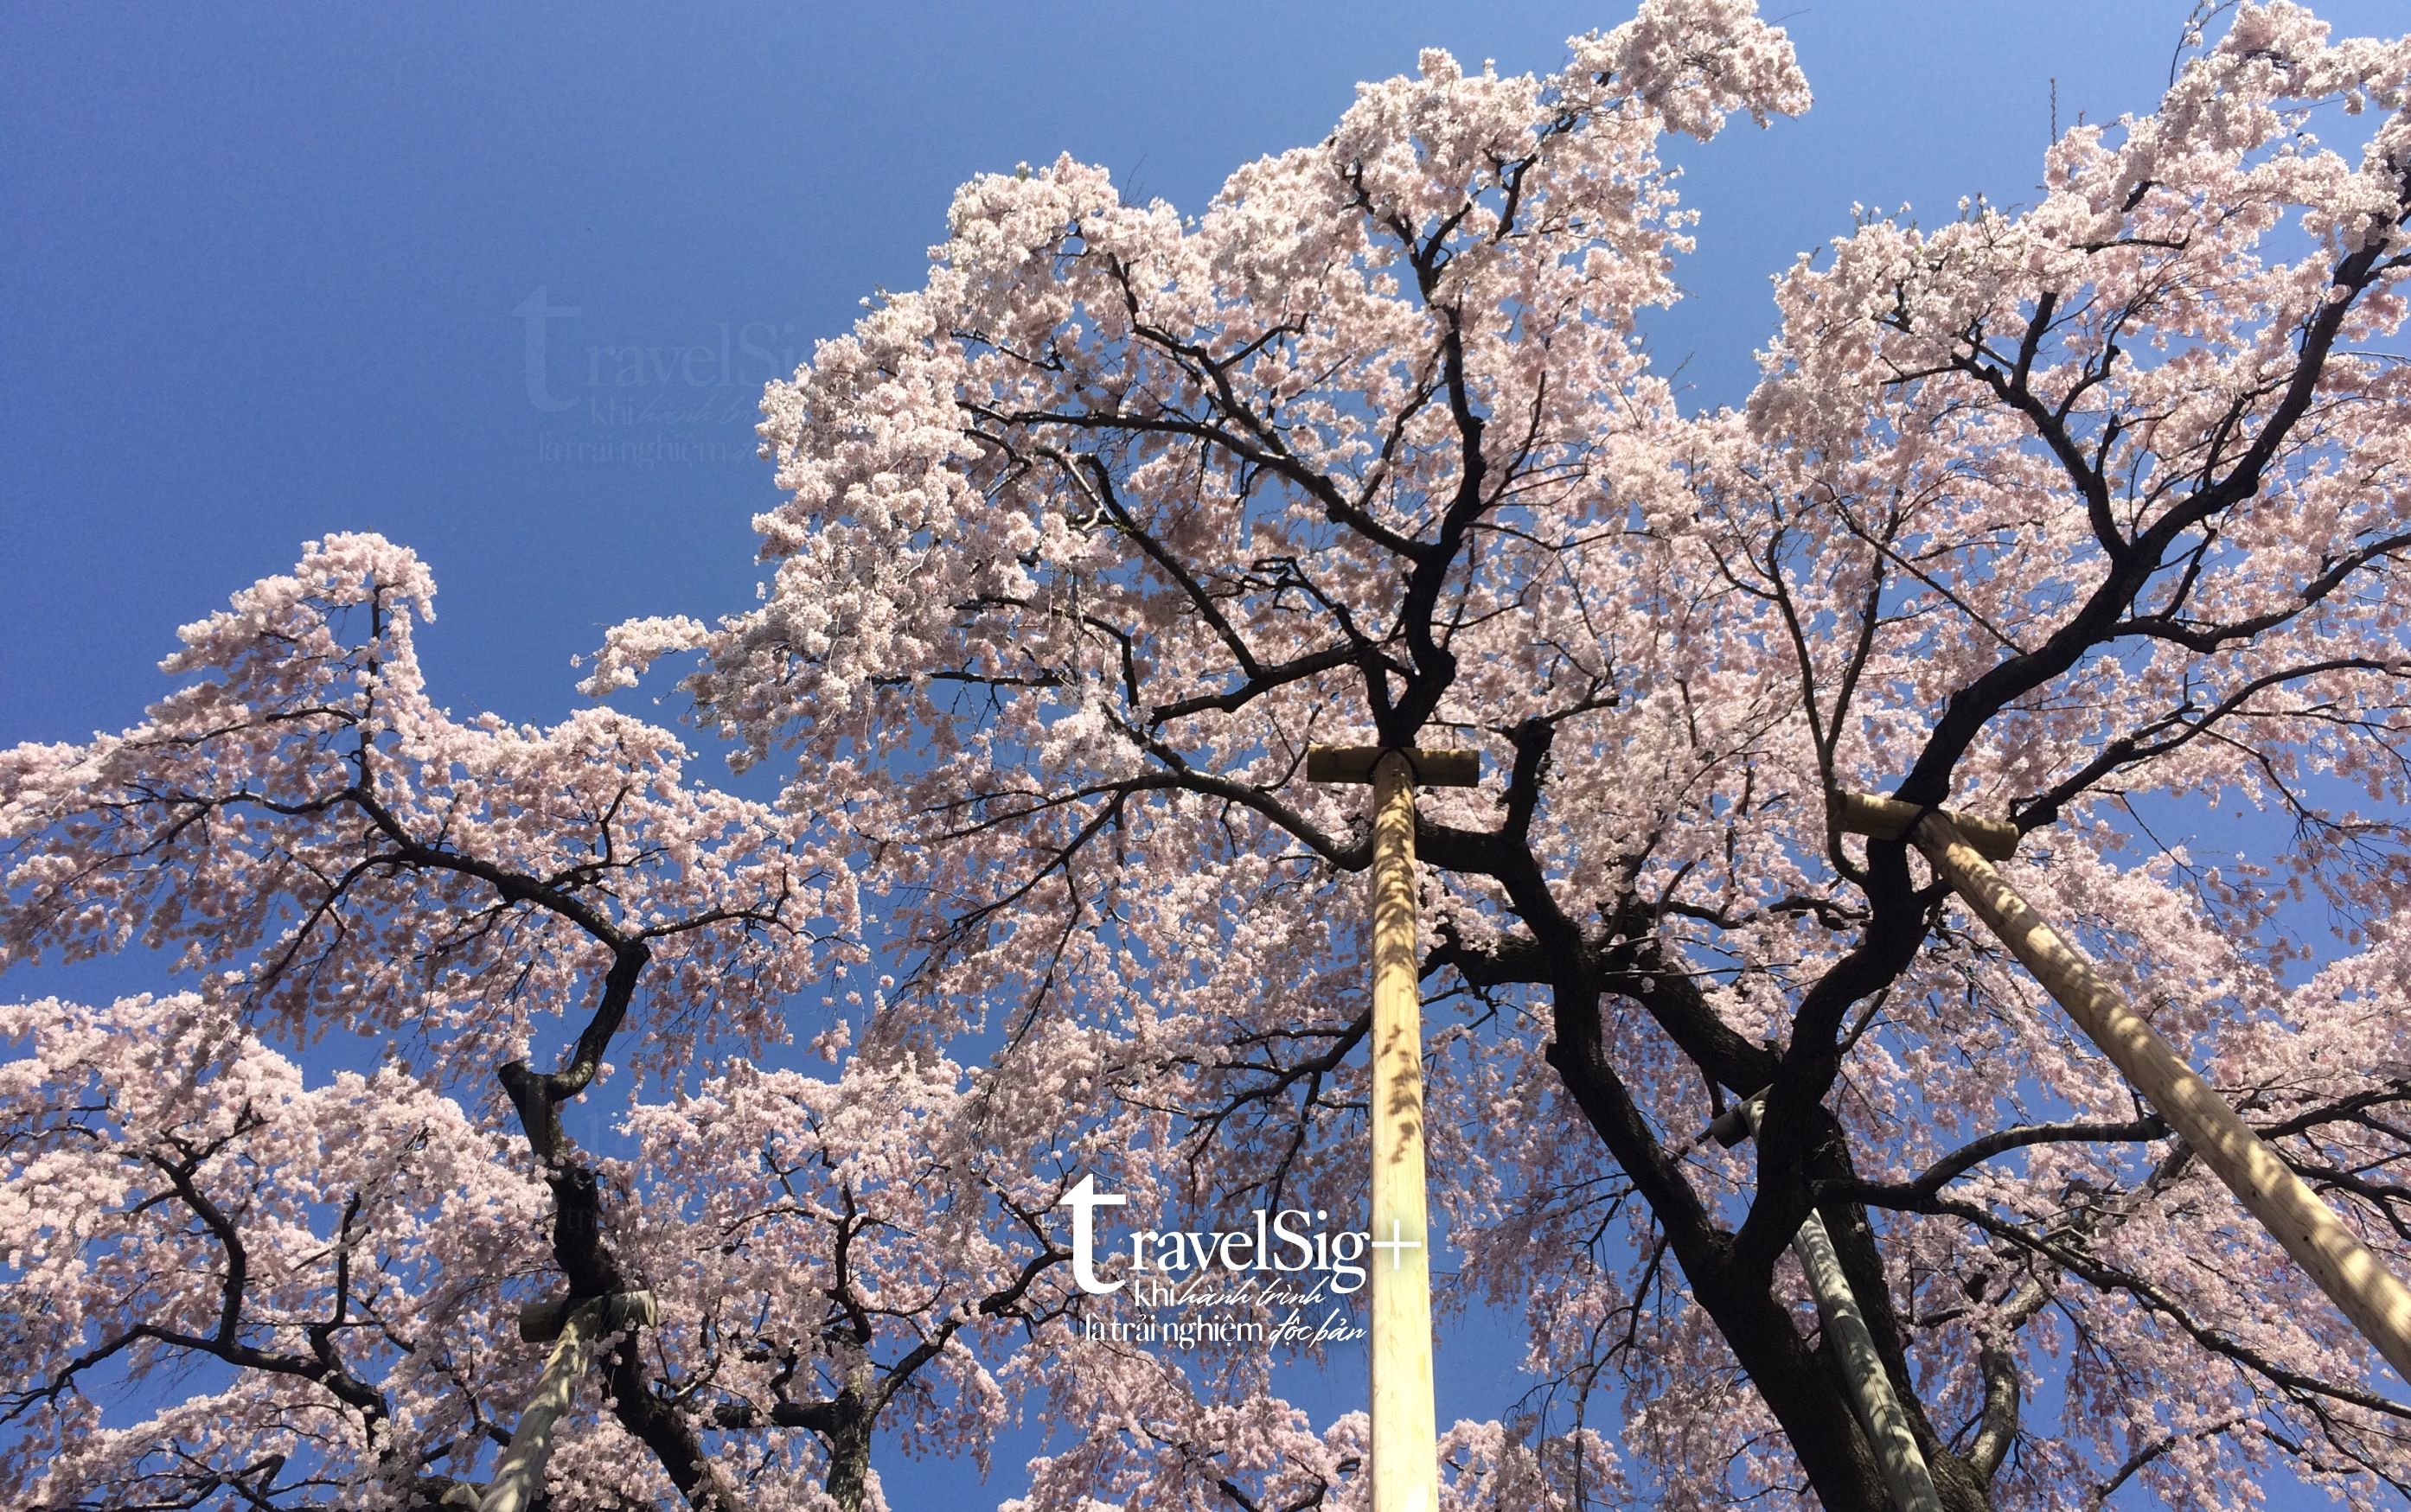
left=5, top=3, right=2405, bottom=1507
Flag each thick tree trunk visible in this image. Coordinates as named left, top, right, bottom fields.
left=1545, top=1043, right=1895, bottom=1509
left=500, top=1055, right=746, bottom=1512
left=822, top=1394, right=875, bottom=1512
left=1546, top=1000, right=1999, bottom=1512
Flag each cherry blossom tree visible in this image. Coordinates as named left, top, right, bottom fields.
left=0, top=537, right=1103, bottom=1510
left=576, top=2, right=2411, bottom=1506
left=0, top=536, right=1608, bottom=1512
left=0, top=990, right=549, bottom=1510
left=18, top=2, right=2411, bottom=1509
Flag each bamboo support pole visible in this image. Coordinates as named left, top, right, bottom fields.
left=1308, top=744, right=1476, bottom=1512
left=481, top=1291, right=657, bottom=1512
left=1834, top=792, right=2411, bottom=1385
left=1717, top=1100, right=1943, bottom=1512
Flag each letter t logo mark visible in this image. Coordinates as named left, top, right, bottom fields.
left=1058, top=1174, right=1127, bottom=1295
left=513, top=285, right=581, bottom=412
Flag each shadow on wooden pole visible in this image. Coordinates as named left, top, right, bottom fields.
left=1308, top=745, right=1475, bottom=1512
left=1834, top=791, right=2411, bottom=1387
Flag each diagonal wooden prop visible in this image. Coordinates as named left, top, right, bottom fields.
left=1836, top=790, right=2411, bottom=1386
left=1309, top=745, right=1477, bottom=1512
left=476, top=1291, right=659, bottom=1512
left=1711, top=1097, right=1943, bottom=1512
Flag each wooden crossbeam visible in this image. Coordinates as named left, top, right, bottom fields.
left=1306, top=745, right=1480, bottom=788
left=1829, top=790, right=2018, bottom=860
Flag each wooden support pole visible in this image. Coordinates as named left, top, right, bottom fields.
left=1834, top=792, right=2411, bottom=1385
left=1367, top=751, right=1438, bottom=1512
left=1718, top=1100, right=1943, bottom=1512
left=1309, top=744, right=1476, bottom=1512
left=481, top=1291, right=658, bottom=1512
